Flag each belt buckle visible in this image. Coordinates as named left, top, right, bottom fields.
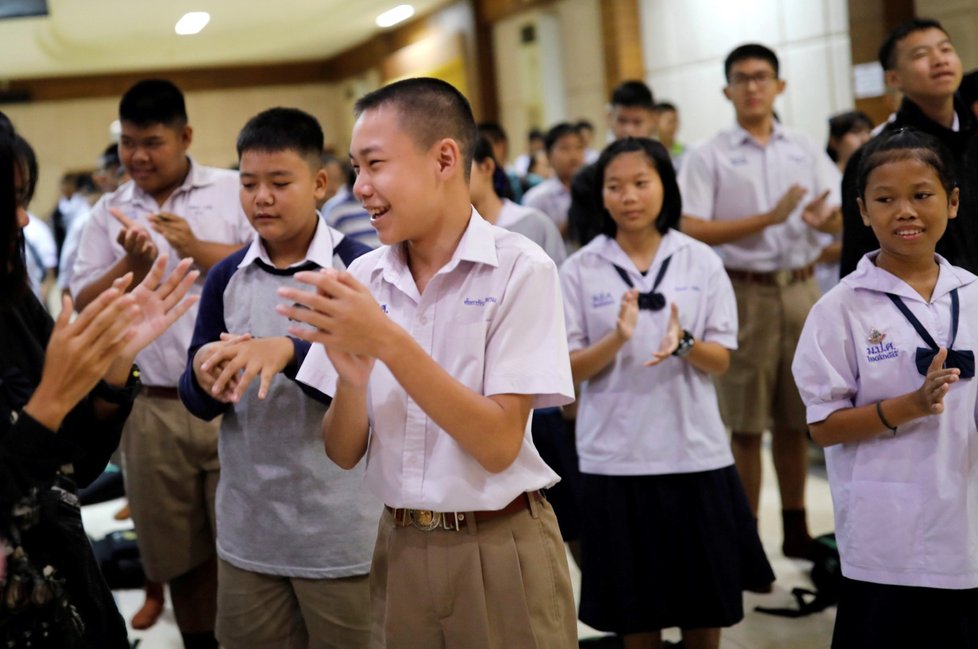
left=409, top=509, right=442, bottom=531
left=773, top=269, right=792, bottom=287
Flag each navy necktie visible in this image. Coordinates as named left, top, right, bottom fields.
left=886, top=288, right=975, bottom=379
left=613, top=255, right=673, bottom=311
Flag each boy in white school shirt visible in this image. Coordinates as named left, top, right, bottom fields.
left=282, top=77, right=579, bottom=649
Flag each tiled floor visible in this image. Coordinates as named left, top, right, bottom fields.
left=82, top=444, right=837, bottom=648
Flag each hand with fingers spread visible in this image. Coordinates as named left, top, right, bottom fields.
left=276, top=268, right=396, bottom=359
left=148, top=212, right=198, bottom=258
left=615, top=290, right=639, bottom=342
left=23, top=288, right=142, bottom=431
left=110, top=207, right=158, bottom=271
left=914, top=347, right=959, bottom=416
left=801, top=189, right=840, bottom=233
left=645, top=303, right=683, bottom=366
left=118, top=254, right=201, bottom=359
left=767, top=184, right=808, bottom=225
left=201, top=336, right=294, bottom=403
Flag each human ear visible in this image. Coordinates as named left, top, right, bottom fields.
left=857, top=196, right=871, bottom=227
left=434, top=138, right=461, bottom=178
left=180, top=124, right=193, bottom=149
left=313, top=168, right=329, bottom=202
left=947, top=187, right=961, bottom=220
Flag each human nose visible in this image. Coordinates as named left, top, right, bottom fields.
left=255, top=183, right=273, bottom=205
left=353, top=172, right=371, bottom=201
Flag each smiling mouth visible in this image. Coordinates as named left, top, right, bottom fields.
left=368, top=206, right=390, bottom=222
left=894, top=227, right=923, bottom=239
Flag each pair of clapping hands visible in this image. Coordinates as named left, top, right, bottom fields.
left=193, top=269, right=391, bottom=403
left=110, top=207, right=198, bottom=264
left=770, top=185, right=841, bottom=234
left=25, top=256, right=199, bottom=431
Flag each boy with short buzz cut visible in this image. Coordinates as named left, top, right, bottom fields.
left=522, top=121, right=585, bottom=238
left=285, top=78, right=579, bottom=649
left=71, top=78, right=253, bottom=649
left=177, top=107, right=377, bottom=649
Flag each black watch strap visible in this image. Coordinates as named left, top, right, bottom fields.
left=93, top=364, right=141, bottom=405
left=672, top=330, right=695, bottom=358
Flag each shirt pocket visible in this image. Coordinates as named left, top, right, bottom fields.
left=843, top=480, right=923, bottom=573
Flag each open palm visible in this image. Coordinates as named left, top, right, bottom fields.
left=120, top=254, right=200, bottom=358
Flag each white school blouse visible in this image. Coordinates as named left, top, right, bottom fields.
left=297, top=210, right=575, bottom=512
left=793, top=253, right=978, bottom=589
left=560, top=231, right=737, bottom=476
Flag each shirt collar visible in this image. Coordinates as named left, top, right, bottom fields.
left=845, top=251, right=977, bottom=303
left=587, top=229, right=687, bottom=272
left=237, top=214, right=340, bottom=270
left=727, top=120, right=787, bottom=147
left=373, top=207, right=499, bottom=288
left=117, top=156, right=215, bottom=207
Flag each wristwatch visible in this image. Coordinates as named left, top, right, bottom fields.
left=672, top=330, right=695, bottom=358
left=93, top=364, right=141, bottom=405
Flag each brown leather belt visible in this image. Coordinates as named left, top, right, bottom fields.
left=141, top=385, right=180, bottom=400
left=386, top=491, right=543, bottom=531
left=725, top=264, right=815, bottom=287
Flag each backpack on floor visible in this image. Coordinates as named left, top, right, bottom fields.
left=755, top=533, right=841, bottom=618
left=91, top=529, right=145, bottom=590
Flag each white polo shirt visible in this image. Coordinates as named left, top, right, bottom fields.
left=496, top=199, right=567, bottom=266
left=71, top=159, right=253, bottom=387
left=793, top=253, right=978, bottom=589
left=560, top=231, right=737, bottom=475
left=297, top=210, right=575, bottom=511
left=522, top=177, right=571, bottom=230
left=678, top=122, right=840, bottom=272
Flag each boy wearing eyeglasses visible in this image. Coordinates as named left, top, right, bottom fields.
left=676, top=43, right=841, bottom=561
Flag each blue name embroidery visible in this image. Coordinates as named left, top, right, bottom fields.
left=380, top=304, right=389, bottom=314
left=464, top=297, right=497, bottom=307
left=591, top=292, right=615, bottom=308
left=866, top=342, right=898, bottom=362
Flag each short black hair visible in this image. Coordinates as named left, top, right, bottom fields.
left=99, top=143, right=120, bottom=169
left=878, top=18, right=949, bottom=70
left=354, top=77, right=476, bottom=180
left=610, top=80, right=654, bottom=109
left=473, top=135, right=513, bottom=200
left=0, top=111, right=12, bottom=137
left=595, top=137, right=681, bottom=236
left=236, top=107, right=324, bottom=166
left=960, top=69, right=978, bottom=108
left=724, top=44, right=779, bottom=82
left=826, top=110, right=873, bottom=161
left=119, top=79, right=188, bottom=129
left=653, top=102, right=677, bottom=113
left=544, top=122, right=581, bottom=154
left=528, top=128, right=544, bottom=142
left=576, top=119, right=595, bottom=132
left=477, top=122, right=508, bottom=144
left=856, top=127, right=956, bottom=199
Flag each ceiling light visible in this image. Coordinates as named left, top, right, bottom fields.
left=376, top=4, right=414, bottom=28
left=175, top=11, right=210, bottom=36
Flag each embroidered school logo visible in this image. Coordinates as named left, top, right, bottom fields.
left=380, top=304, right=389, bottom=314
left=591, top=292, right=615, bottom=308
left=867, top=328, right=886, bottom=345
left=463, top=297, right=497, bottom=307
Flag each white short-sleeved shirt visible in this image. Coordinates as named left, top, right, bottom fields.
left=793, top=253, right=978, bottom=589
left=496, top=199, right=567, bottom=266
left=677, top=122, right=841, bottom=272
left=22, top=213, right=58, bottom=299
left=71, top=159, right=253, bottom=387
left=297, top=210, right=575, bottom=511
left=560, top=231, right=737, bottom=475
left=521, top=177, right=571, bottom=230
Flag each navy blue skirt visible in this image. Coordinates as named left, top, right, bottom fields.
left=833, top=577, right=978, bottom=648
left=578, top=466, right=774, bottom=633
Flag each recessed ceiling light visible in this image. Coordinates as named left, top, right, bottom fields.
left=376, top=4, right=414, bottom=28
left=175, top=11, right=210, bottom=36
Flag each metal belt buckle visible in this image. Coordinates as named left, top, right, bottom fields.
left=409, top=509, right=442, bottom=531
left=773, top=269, right=793, bottom=287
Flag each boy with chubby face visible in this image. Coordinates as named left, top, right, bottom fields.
left=180, top=107, right=375, bottom=649
left=286, top=78, right=579, bottom=649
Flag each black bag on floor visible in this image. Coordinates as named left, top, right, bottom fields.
left=91, top=529, right=145, bottom=590
left=755, top=533, right=841, bottom=618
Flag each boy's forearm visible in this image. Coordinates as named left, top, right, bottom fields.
left=185, top=241, right=244, bottom=272
left=681, top=213, right=775, bottom=246
left=378, top=329, right=528, bottom=473
left=323, top=381, right=370, bottom=469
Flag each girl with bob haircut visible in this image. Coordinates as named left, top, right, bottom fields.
left=560, top=137, right=773, bottom=649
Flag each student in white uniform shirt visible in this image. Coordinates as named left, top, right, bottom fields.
left=561, top=138, right=773, bottom=649
left=793, top=128, right=978, bottom=649
left=284, top=78, right=578, bottom=649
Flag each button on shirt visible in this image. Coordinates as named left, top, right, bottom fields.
left=561, top=231, right=737, bottom=475
left=522, top=177, right=572, bottom=231
left=678, top=122, right=840, bottom=272
left=71, top=159, right=253, bottom=387
left=297, top=211, right=575, bottom=511
left=793, top=254, right=978, bottom=589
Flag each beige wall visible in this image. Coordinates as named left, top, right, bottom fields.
left=916, top=0, right=978, bottom=70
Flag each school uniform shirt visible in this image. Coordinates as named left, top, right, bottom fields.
left=297, top=209, right=575, bottom=512
left=522, top=177, right=572, bottom=231
left=793, top=253, right=978, bottom=589
left=677, top=122, right=840, bottom=272
left=560, top=230, right=737, bottom=475
left=496, top=199, right=567, bottom=266
left=71, top=159, right=253, bottom=387
left=179, top=218, right=378, bottom=579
